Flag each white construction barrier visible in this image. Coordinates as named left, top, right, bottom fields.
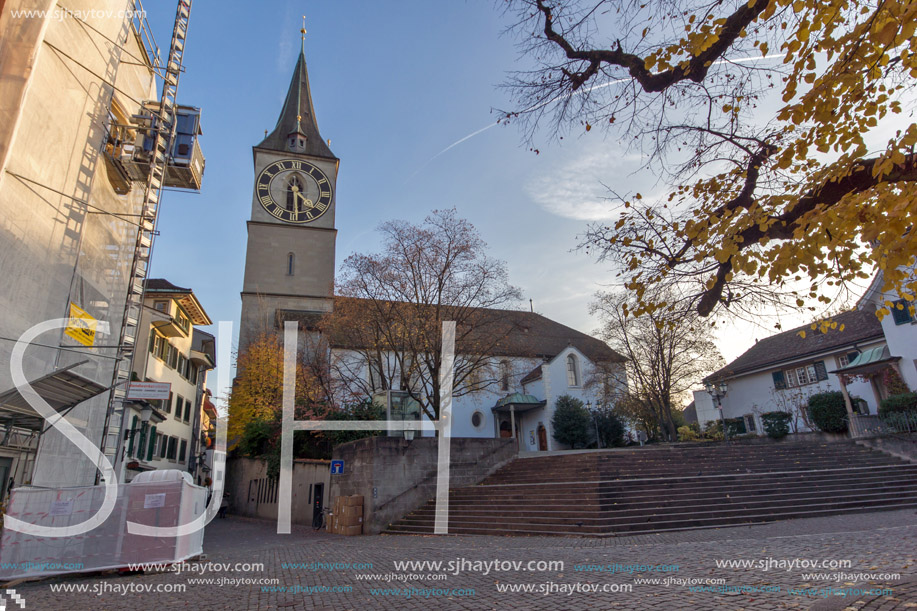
left=0, top=470, right=206, bottom=579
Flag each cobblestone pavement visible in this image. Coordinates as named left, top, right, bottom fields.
left=9, top=509, right=917, bottom=610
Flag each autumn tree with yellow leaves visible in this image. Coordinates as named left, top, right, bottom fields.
left=227, top=331, right=327, bottom=457
left=504, top=0, right=916, bottom=325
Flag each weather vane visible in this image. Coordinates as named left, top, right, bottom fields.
left=300, top=15, right=307, bottom=41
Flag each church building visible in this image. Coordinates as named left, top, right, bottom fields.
left=238, top=40, right=627, bottom=451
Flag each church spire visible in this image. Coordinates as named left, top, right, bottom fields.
left=257, top=19, right=335, bottom=159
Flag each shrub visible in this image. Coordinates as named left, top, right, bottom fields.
left=552, top=395, right=593, bottom=449
left=724, top=417, right=747, bottom=438
left=879, top=392, right=917, bottom=416
left=761, top=411, right=792, bottom=439
left=593, top=409, right=626, bottom=447
left=883, top=410, right=917, bottom=433
left=677, top=425, right=698, bottom=442
left=322, top=400, right=386, bottom=446
left=807, top=391, right=849, bottom=433
left=702, top=420, right=724, bottom=441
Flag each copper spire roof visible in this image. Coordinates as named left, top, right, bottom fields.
left=256, top=48, right=336, bottom=160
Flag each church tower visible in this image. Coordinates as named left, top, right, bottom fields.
left=239, top=32, right=338, bottom=353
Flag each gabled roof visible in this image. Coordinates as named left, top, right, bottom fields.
left=144, top=278, right=212, bottom=326
left=520, top=365, right=543, bottom=385
left=256, top=49, right=336, bottom=160
left=706, top=307, right=884, bottom=381
left=145, top=278, right=190, bottom=293
left=280, top=297, right=626, bottom=363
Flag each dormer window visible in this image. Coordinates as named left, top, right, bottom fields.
left=288, top=133, right=306, bottom=153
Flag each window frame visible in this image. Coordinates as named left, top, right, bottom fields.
left=566, top=354, right=580, bottom=387
left=500, top=360, right=511, bottom=392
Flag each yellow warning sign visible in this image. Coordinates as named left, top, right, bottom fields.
left=65, top=302, right=97, bottom=347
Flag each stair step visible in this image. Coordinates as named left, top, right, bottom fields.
left=385, top=441, right=915, bottom=537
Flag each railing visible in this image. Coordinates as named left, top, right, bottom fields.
left=849, top=412, right=917, bottom=438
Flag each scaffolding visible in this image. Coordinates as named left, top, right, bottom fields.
left=99, top=0, right=199, bottom=472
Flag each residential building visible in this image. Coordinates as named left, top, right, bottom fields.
left=193, top=388, right=218, bottom=485
left=237, top=44, right=627, bottom=452
left=698, top=290, right=916, bottom=435
left=0, top=1, right=163, bottom=488
left=121, top=279, right=213, bottom=482
left=847, top=270, right=917, bottom=388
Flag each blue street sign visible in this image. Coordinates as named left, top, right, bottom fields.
left=330, top=460, right=344, bottom=475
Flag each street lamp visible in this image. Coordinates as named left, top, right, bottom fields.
left=587, top=401, right=602, bottom=449
left=705, top=380, right=729, bottom=442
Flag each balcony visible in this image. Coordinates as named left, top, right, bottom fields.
left=152, top=315, right=190, bottom=338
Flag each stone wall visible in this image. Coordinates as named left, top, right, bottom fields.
left=225, top=457, right=331, bottom=525
left=330, top=436, right=515, bottom=534
left=857, top=434, right=917, bottom=464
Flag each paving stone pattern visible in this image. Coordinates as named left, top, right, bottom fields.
left=9, top=508, right=917, bottom=610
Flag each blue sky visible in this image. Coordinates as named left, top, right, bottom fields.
left=143, top=1, right=848, bottom=394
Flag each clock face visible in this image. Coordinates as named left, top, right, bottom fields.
left=255, top=159, right=333, bottom=223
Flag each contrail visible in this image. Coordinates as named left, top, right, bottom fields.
left=408, top=53, right=782, bottom=181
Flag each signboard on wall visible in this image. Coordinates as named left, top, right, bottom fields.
left=64, top=302, right=97, bottom=347
left=126, top=382, right=171, bottom=401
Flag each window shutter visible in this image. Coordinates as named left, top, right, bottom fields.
left=814, top=361, right=828, bottom=381
left=772, top=371, right=786, bottom=390
left=147, top=426, right=157, bottom=461
left=892, top=300, right=914, bottom=325
left=127, top=416, right=138, bottom=455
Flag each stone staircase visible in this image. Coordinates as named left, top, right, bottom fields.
left=385, top=441, right=917, bottom=536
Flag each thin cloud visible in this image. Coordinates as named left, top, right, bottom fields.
left=409, top=53, right=783, bottom=182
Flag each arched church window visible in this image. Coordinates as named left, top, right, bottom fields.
left=500, top=360, right=511, bottom=391
left=287, top=252, right=295, bottom=276
left=286, top=175, right=304, bottom=211
left=566, top=354, right=580, bottom=387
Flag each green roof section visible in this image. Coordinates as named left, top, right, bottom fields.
left=496, top=393, right=543, bottom=407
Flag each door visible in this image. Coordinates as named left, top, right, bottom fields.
left=312, top=483, right=324, bottom=523
left=537, top=425, right=548, bottom=451
left=0, top=457, right=11, bottom=502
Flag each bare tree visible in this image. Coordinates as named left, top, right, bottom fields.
left=502, top=0, right=917, bottom=321
left=591, top=289, right=724, bottom=441
left=324, top=209, right=524, bottom=421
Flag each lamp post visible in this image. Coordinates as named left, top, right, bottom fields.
left=587, top=401, right=602, bottom=449
left=705, top=381, right=729, bottom=442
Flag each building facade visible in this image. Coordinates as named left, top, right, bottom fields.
left=698, top=305, right=899, bottom=435
left=238, top=43, right=338, bottom=354
left=0, top=0, right=162, bottom=488
left=122, top=279, right=213, bottom=482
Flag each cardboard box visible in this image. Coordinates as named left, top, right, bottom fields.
left=339, top=505, right=363, bottom=520
left=341, top=495, right=363, bottom=507
left=326, top=514, right=335, bottom=533
left=340, top=524, right=362, bottom=536
left=338, top=515, right=362, bottom=527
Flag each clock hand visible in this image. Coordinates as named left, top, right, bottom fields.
left=296, top=191, right=314, bottom=209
